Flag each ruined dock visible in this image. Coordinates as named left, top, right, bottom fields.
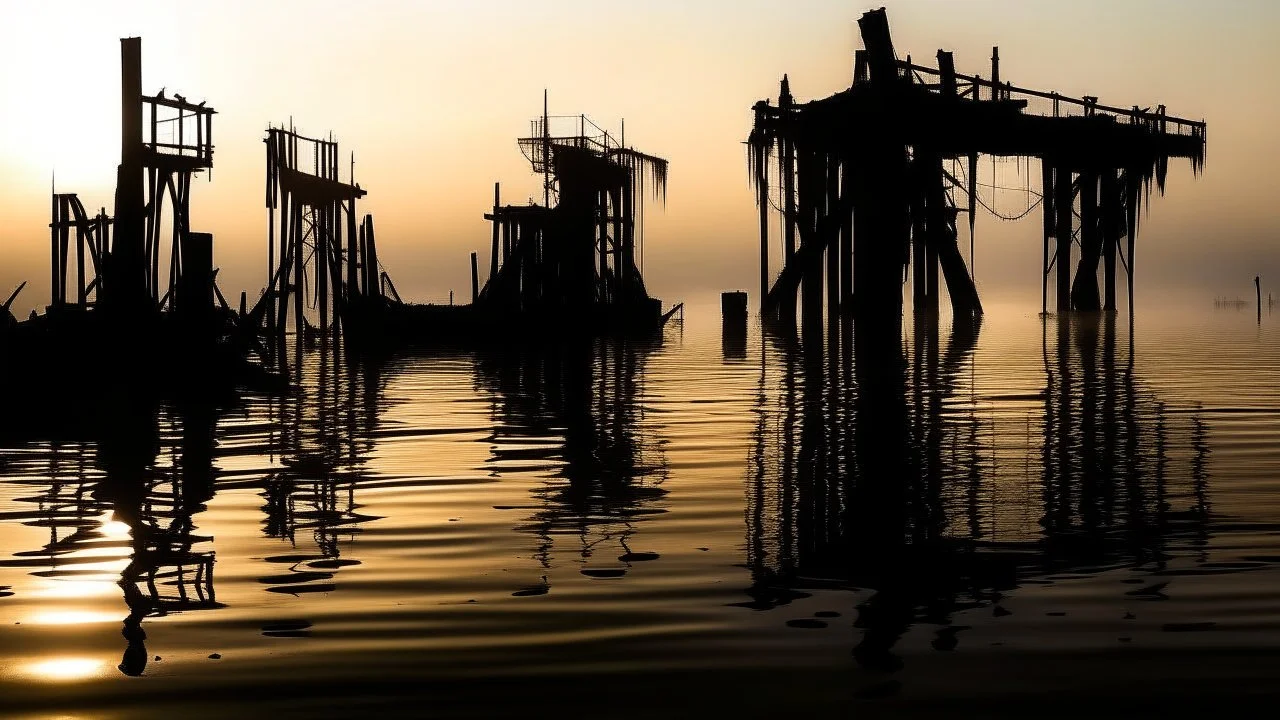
left=263, top=100, right=678, bottom=352
left=749, top=7, right=1206, bottom=349
left=0, top=38, right=274, bottom=440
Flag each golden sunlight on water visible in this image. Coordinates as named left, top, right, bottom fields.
left=2, top=299, right=1280, bottom=713
left=16, top=657, right=109, bottom=682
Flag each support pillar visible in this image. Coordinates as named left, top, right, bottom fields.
left=1071, top=170, right=1101, bottom=311
left=1102, top=169, right=1120, bottom=312
left=1055, top=166, right=1073, bottom=312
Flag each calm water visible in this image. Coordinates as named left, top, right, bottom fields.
left=3, top=298, right=1280, bottom=715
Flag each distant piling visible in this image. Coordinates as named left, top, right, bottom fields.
left=722, top=291, right=748, bottom=358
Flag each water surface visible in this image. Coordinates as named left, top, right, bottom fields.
left=2, top=299, right=1279, bottom=715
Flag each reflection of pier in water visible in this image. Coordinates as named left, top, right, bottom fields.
left=745, top=317, right=1211, bottom=666
left=231, top=344, right=386, bottom=595
left=0, top=342, right=391, bottom=670
left=0, top=401, right=221, bottom=676
left=477, top=338, right=669, bottom=584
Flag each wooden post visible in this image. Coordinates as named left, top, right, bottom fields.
left=598, top=190, right=609, bottom=304
left=990, top=47, right=1000, bottom=101
left=471, top=252, right=479, bottom=304
left=1055, top=166, right=1072, bottom=312
left=825, top=153, right=839, bottom=327
left=839, top=156, right=853, bottom=315
left=346, top=197, right=357, bottom=311
left=76, top=214, right=86, bottom=305
left=317, top=207, right=329, bottom=331
left=50, top=193, right=58, bottom=307
left=113, top=37, right=146, bottom=309
left=293, top=203, right=304, bottom=336
left=758, top=140, right=769, bottom=311
left=267, top=133, right=277, bottom=333
left=359, top=217, right=368, bottom=298
left=1071, top=170, right=1101, bottom=311
left=799, top=149, right=822, bottom=338
left=937, top=50, right=957, bottom=96
left=911, top=162, right=928, bottom=311
left=491, top=183, right=500, bottom=283
left=1041, top=160, right=1053, bottom=315
left=1102, top=169, right=1119, bottom=312
left=365, top=214, right=379, bottom=301
left=780, top=77, right=796, bottom=266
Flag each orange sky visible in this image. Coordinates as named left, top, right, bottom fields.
left=2, top=0, right=1278, bottom=315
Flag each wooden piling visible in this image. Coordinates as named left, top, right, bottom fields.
left=1054, top=165, right=1072, bottom=312
left=471, top=252, right=479, bottom=303
left=1041, top=160, right=1053, bottom=315
left=825, top=153, right=839, bottom=327
left=1102, top=169, right=1119, bottom=312
left=490, top=183, right=500, bottom=284
left=839, top=157, right=853, bottom=316
left=758, top=140, right=769, bottom=311
left=1071, top=170, right=1101, bottom=311
left=293, top=203, right=304, bottom=336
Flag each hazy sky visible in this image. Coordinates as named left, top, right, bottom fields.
left=2, top=0, right=1278, bottom=315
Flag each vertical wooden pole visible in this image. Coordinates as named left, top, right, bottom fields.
left=50, top=193, right=58, bottom=307
left=346, top=198, right=357, bottom=311
left=1072, top=170, right=1100, bottom=311
left=1125, top=168, right=1138, bottom=316
left=990, top=47, right=1000, bottom=100
left=76, top=219, right=86, bottom=305
left=758, top=141, right=769, bottom=311
left=911, top=164, right=927, bottom=311
left=799, top=149, right=822, bottom=342
left=1055, top=166, right=1072, bottom=312
left=267, top=133, right=277, bottom=334
left=839, top=156, right=853, bottom=316
left=782, top=137, right=796, bottom=264
left=293, top=203, right=304, bottom=336
left=58, top=207, right=70, bottom=306
left=365, top=214, right=379, bottom=301
left=490, top=183, right=501, bottom=283
left=471, top=252, right=479, bottom=303
left=1041, top=160, right=1053, bottom=315
left=114, top=37, right=145, bottom=308
left=1102, top=169, right=1119, bottom=312
left=825, top=153, right=839, bottom=326
left=359, top=218, right=368, bottom=298
left=317, top=207, right=329, bottom=331
left=598, top=190, right=609, bottom=304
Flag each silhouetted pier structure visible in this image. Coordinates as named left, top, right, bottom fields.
left=2, top=37, right=260, bottom=439
left=250, top=104, right=675, bottom=352
left=255, top=125, right=383, bottom=359
left=749, top=8, right=1206, bottom=348
left=44, top=38, right=221, bottom=320
left=476, top=104, right=672, bottom=335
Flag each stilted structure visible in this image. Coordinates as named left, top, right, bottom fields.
left=475, top=107, right=670, bottom=333
left=39, top=37, right=219, bottom=318
left=256, top=126, right=371, bottom=352
left=1, top=37, right=269, bottom=442
left=321, top=102, right=675, bottom=349
left=749, top=7, right=1206, bottom=351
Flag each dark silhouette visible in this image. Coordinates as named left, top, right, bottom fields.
left=0, top=37, right=276, bottom=446
left=748, top=7, right=1206, bottom=352
left=255, top=342, right=385, bottom=595
left=742, top=313, right=1218, bottom=678
left=475, top=336, right=669, bottom=589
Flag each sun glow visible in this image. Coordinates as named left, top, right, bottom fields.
left=20, top=656, right=109, bottom=682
